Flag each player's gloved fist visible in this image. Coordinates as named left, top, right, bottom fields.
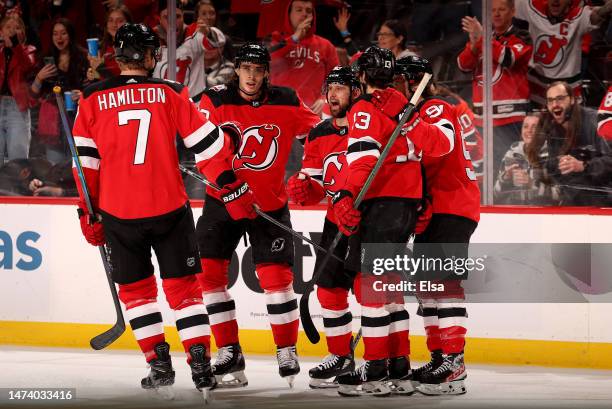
left=414, top=199, right=432, bottom=235
left=372, top=88, right=408, bottom=119
left=332, top=190, right=361, bottom=236
left=220, top=179, right=257, bottom=220
left=287, top=172, right=316, bottom=205
left=77, top=201, right=105, bottom=246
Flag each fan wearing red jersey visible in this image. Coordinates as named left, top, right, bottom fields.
left=72, top=23, right=223, bottom=395
left=598, top=85, right=612, bottom=141
left=331, top=47, right=454, bottom=398
left=195, top=43, right=320, bottom=388
left=372, top=55, right=481, bottom=396
left=286, top=66, right=360, bottom=389
left=458, top=0, right=533, bottom=176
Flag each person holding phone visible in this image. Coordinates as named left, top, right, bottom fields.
left=0, top=15, right=36, bottom=164
left=31, top=18, right=89, bottom=164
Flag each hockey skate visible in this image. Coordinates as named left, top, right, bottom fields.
left=411, top=349, right=443, bottom=385
left=212, top=343, right=248, bottom=388
left=336, top=359, right=391, bottom=397
left=308, top=354, right=355, bottom=389
left=276, top=345, right=300, bottom=388
left=417, top=352, right=467, bottom=395
left=189, top=344, right=217, bottom=404
left=141, top=342, right=176, bottom=400
left=388, top=356, right=415, bottom=395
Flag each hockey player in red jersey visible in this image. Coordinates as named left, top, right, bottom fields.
left=72, top=23, right=228, bottom=395
left=286, top=66, right=360, bottom=388
left=331, top=47, right=454, bottom=397
left=195, top=43, right=320, bottom=387
left=372, top=55, right=481, bottom=395
left=598, top=85, right=612, bottom=141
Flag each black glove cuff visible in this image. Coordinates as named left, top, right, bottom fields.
left=332, top=189, right=353, bottom=204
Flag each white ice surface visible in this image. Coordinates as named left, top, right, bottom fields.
left=0, top=347, right=611, bottom=409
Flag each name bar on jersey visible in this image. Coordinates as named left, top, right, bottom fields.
left=97, top=87, right=166, bottom=111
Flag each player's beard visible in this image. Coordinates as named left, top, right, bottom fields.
left=331, top=104, right=349, bottom=118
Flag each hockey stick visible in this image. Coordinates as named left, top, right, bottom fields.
left=179, top=164, right=344, bottom=263
left=53, top=86, right=126, bottom=350
left=300, top=73, right=433, bottom=344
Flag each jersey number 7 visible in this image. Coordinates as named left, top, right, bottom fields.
left=118, top=109, right=152, bottom=165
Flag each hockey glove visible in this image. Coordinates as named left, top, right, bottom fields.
left=77, top=201, right=105, bottom=246
left=220, top=179, right=257, bottom=220
left=372, top=88, right=408, bottom=119
left=287, top=172, right=325, bottom=205
left=372, top=88, right=421, bottom=130
left=332, top=190, right=361, bottom=236
left=414, top=199, right=432, bottom=235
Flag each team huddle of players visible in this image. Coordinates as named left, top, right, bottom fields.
left=72, top=23, right=480, bottom=398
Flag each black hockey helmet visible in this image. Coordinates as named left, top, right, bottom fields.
left=114, top=23, right=160, bottom=63
left=235, top=43, right=271, bottom=70
left=323, top=65, right=360, bottom=95
left=395, top=55, right=433, bottom=82
left=354, top=46, right=395, bottom=86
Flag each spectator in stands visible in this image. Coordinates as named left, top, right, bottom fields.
left=333, top=5, right=359, bottom=58
left=28, top=158, right=76, bottom=196
left=101, top=0, right=158, bottom=28
left=154, top=1, right=230, bottom=97
left=514, top=0, right=612, bottom=105
left=377, top=19, right=415, bottom=59
left=0, top=157, right=51, bottom=196
left=154, top=0, right=186, bottom=46
left=202, top=28, right=233, bottom=89
left=87, top=5, right=131, bottom=82
left=184, top=1, right=234, bottom=59
left=31, top=18, right=88, bottom=164
left=494, top=113, right=559, bottom=204
left=0, top=14, right=35, bottom=163
left=597, top=84, right=612, bottom=140
left=270, top=0, right=339, bottom=116
left=458, top=0, right=533, bottom=176
left=527, top=81, right=612, bottom=206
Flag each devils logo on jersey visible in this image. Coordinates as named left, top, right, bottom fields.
left=233, top=124, right=281, bottom=171
left=322, top=151, right=347, bottom=196
left=534, top=34, right=568, bottom=68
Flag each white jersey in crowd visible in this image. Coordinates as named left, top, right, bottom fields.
left=515, top=0, right=597, bottom=100
left=153, top=27, right=226, bottom=98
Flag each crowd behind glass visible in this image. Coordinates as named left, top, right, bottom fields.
left=0, top=0, right=610, bottom=206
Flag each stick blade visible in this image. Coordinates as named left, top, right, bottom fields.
left=90, top=322, right=126, bottom=350
left=299, top=291, right=320, bottom=344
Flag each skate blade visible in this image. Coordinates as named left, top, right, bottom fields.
left=309, top=377, right=339, bottom=389
left=389, top=379, right=415, bottom=395
left=148, top=385, right=175, bottom=400
left=201, top=387, right=214, bottom=404
left=417, top=379, right=466, bottom=395
left=284, top=375, right=296, bottom=388
left=214, top=370, right=248, bottom=388
left=338, top=381, right=391, bottom=397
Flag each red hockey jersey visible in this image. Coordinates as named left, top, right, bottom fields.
left=597, top=85, right=612, bottom=141
left=344, top=92, right=454, bottom=201
left=72, top=75, right=221, bottom=220
left=198, top=83, right=320, bottom=212
left=301, top=118, right=349, bottom=224
left=269, top=0, right=339, bottom=107
left=419, top=97, right=481, bottom=222
left=445, top=93, right=484, bottom=186
left=457, top=24, right=532, bottom=126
